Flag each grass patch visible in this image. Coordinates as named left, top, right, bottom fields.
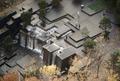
left=88, top=0, right=106, bottom=12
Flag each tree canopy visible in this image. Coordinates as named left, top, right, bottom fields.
left=105, top=0, right=120, bottom=24
left=38, top=0, right=47, bottom=27
left=21, top=10, right=32, bottom=28
left=99, top=17, right=111, bottom=40
left=38, top=0, right=46, bottom=18
left=83, top=38, right=96, bottom=49
left=52, top=0, right=61, bottom=7
left=99, top=17, right=111, bottom=31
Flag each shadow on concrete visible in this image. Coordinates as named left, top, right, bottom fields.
left=52, top=4, right=63, bottom=12
left=72, top=0, right=82, bottom=6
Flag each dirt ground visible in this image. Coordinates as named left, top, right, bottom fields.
left=0, top=0, right=25, bottom=17
left=81, top=25, right=120, bottom=81
left=70, top=25, right=120, bottom=81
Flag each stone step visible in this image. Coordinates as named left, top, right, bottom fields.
left=0, top=52, right=6, bottom=60
left=66, top=14, right=74, bottom=20
left=0, top=56, right=5, bottom=61
left=68, top=21, right=80, bottom=30
left=0, top=59, right=5, bottom=66
left=6, top=52, right=17, bottom=60
left=65, top=23, right=78, bottom=32
left=5, top=53, right=26, bottom=67
left=0, top=68, right=4, bottom=75
left=8, top=65, right=24, bottom=77
left=0, top=64, right=10, bottom=74
left=16, top=55, right=36, bottom=69
left=65, top=36, right=84, bottom=48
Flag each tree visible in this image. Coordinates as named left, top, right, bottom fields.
left=99, top=17, right=111, bottom=40
left=21, top=10, right=32, bottom=29
left=115, top=0, right=120, bottom=24
left=38, top=0, right=47, bottom=27
left=68, top=56, right=92, bottom=81
left=116, top=0, right=120, bottom=12
left=107, top=71, right=119, bottom=81
left=52, top=0, right=61, bottom=7
left=99, top=17, right=111, bottom=31
left=39, top=65, right=59, bottom=76
left=73, top=0, right=82, bottom=4
left=104, top=0, right=116, bottom=10
left=106, top=64, right=119, bottom=81
left=111, top=50, right=120, bottom=71
left=24, top=65, right=39, bottom=78
left=83, top=38, right=96, bottom=52
left=104, top=0, right=120, bottom=25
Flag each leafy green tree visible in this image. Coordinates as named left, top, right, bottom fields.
left=115, top=0, right=120, bottom=24
left=52, top=0, right=61, bottom=7
left=104, top=0, right=116, bottom=10
left=21, top=10, right=32, bottom=29
left=38, top=0, right=47, bottom=27
left=99, top=17, right=111, bottom=30
left=104, top=0, right=120, bottom=25
left=111, top=50, right=120, bottom=75
left=83, top=38, right=96, bottom=50
left=99, top=17, right=111, bottom=40
left=116, top=0, right=120, bottom=12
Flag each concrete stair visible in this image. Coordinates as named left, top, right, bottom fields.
left=65, top=36, right=84, bottom=48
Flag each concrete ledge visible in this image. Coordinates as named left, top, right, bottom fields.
left=81, top=7, right=103, bottom=16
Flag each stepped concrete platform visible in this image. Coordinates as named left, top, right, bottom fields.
left=8, top=65, right=24, bottom=76
left=70, top=31, right=86, bottom=42
left=45, top=7, right=67, bottom=22
left=0, top=59, right=5, bottom=66
left=80, top=20, right=102, bottom=38
left=68, top=20, right=80, bottom=30
left=44, top=23, right=56, bottom=31
left=65, top=22, right=78, bottom=32
left=55, top=24, right=72, bottom=38
left=65, top=36, right=84, bottom=48
left=16, top=54, right=36, bottom=69
left=81, top=7, right=97, bottom=16
left=0, top=64, right=10, bottom=74
left=6, top=53, right=26, bottom=67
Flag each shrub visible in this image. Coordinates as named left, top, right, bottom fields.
left=83, top=38, right=96, bottom=49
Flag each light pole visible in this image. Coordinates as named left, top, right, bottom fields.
left=77, top=11, right=80, bottom=30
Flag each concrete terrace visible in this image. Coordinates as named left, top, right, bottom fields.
left=0, top=0, right=104, bottom=79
